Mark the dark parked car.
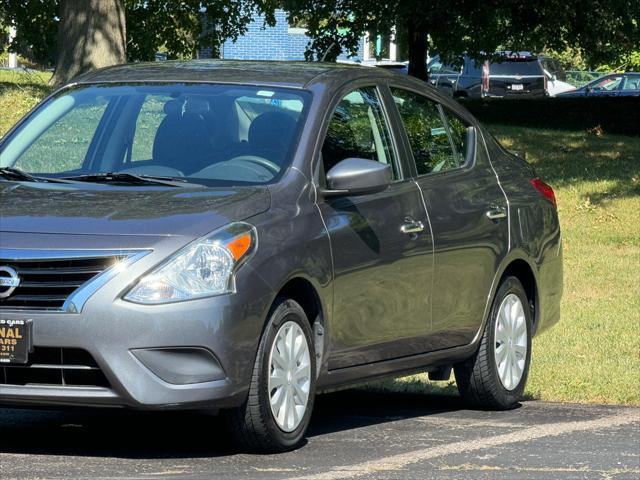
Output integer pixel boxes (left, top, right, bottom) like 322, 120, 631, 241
428, 52, 566, 98
0, 61, 562, 452
557, 72, 640, 97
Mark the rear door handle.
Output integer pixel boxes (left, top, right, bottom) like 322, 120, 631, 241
486, 206, 507, 220
401, 220, 425, 234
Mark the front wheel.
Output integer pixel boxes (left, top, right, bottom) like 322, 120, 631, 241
225, 298, 316, 452
454, 276, 532, 410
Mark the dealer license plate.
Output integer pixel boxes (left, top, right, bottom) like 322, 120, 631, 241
0, 319, 33, 364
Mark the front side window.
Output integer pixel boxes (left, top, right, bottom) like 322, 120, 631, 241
391, 88, 470, 175
0, 84, 310, 186
592, 76, 623, 91
321, 87, 398, 179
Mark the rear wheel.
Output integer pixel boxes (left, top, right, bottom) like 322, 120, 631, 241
454, 276, 532, 410
225, 298, 316, 452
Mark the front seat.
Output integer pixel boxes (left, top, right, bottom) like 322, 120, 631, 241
247, 111, 297, 165
152, 98, 215, 174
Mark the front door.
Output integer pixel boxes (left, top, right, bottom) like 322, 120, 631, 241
317, 86, 434, 370
390, 87, 509, 350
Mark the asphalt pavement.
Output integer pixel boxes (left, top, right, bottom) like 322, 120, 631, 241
1, 390, 638, 479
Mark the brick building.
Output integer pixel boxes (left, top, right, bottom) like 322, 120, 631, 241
199, 10, 366, 62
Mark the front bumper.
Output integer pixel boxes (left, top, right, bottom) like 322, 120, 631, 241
0, 240, 274, 410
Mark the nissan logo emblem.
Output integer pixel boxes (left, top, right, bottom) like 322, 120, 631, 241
0, 266, 20, 299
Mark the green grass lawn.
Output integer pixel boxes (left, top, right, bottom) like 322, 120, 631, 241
1, 71, 638, 405
0, 70, 52, 138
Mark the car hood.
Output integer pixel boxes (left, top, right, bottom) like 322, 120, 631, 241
0, 181, 271, 237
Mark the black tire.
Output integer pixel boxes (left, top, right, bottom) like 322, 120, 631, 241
454, 276, 533, 410
224, 298, 316, 452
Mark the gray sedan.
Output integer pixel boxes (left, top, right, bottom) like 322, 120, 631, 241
0, 60, 562, 452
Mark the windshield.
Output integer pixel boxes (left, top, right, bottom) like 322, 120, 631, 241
0, 83, 310, 186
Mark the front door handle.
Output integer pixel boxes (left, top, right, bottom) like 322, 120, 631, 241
401, 220, 425, 234
486, 206, 507, 220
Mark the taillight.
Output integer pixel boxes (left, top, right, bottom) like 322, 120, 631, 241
530, 178, 557, 209
544, 74, 548, 93
482, 61, 490, 94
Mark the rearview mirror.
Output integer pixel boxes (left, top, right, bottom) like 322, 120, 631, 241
322, 158, 391, 197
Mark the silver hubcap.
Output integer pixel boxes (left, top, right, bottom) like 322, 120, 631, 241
268, 321, 311, 432
494, 294, 528, 391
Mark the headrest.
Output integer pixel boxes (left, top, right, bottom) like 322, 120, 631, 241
163, 99, 183, 116
249, 111, 296, 146
162, 97, 211, 116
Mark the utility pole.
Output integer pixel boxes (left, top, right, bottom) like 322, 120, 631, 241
8, 26, 17, 68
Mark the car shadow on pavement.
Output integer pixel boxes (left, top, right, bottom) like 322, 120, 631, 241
0, 390, 476, 459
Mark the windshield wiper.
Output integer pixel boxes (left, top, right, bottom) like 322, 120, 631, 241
61, 172, 191, 187
0, 167, 56, 183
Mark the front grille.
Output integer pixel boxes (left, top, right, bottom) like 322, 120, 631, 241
1, 347, 110, 388
0, 256, 121, 310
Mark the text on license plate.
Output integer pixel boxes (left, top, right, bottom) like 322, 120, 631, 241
511, 84, 524, 91
0, 319, 33, 364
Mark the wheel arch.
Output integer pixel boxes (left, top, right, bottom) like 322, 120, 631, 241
500, 259, 538, 331
494, 255, 540, 334
276, 276, 324, 328
271, 275, 328, 378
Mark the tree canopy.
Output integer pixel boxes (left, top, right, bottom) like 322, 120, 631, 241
1, 0, 639, 82
1, 0, 275, 66
277, 0, 640, 78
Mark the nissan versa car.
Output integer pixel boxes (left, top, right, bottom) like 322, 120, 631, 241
0, 61, 562, 452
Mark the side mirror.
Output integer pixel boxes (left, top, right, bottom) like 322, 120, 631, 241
322, 158, 391, 197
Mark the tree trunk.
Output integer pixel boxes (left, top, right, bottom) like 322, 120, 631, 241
51, 0, 126, 86
407, 19, 428, 81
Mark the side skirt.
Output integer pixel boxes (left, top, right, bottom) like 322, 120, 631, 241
316, 340, 479, 394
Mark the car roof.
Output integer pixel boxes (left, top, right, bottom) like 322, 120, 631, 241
73, 59, 396, 90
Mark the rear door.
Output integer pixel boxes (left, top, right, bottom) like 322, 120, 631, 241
389, 86, 510, 349
317, 85, 434, 369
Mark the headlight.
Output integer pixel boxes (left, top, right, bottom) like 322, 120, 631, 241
124, 222, 257, 304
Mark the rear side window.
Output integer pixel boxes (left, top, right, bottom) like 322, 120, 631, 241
391, 88, 469, 175
441, 110, 468, 166
490, 60, 542, 76
322, 87, 398, 179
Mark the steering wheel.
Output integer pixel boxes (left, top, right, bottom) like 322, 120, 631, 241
227, 155, 280, 174
193, 155, 279, 182
118, 165, 185, 177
